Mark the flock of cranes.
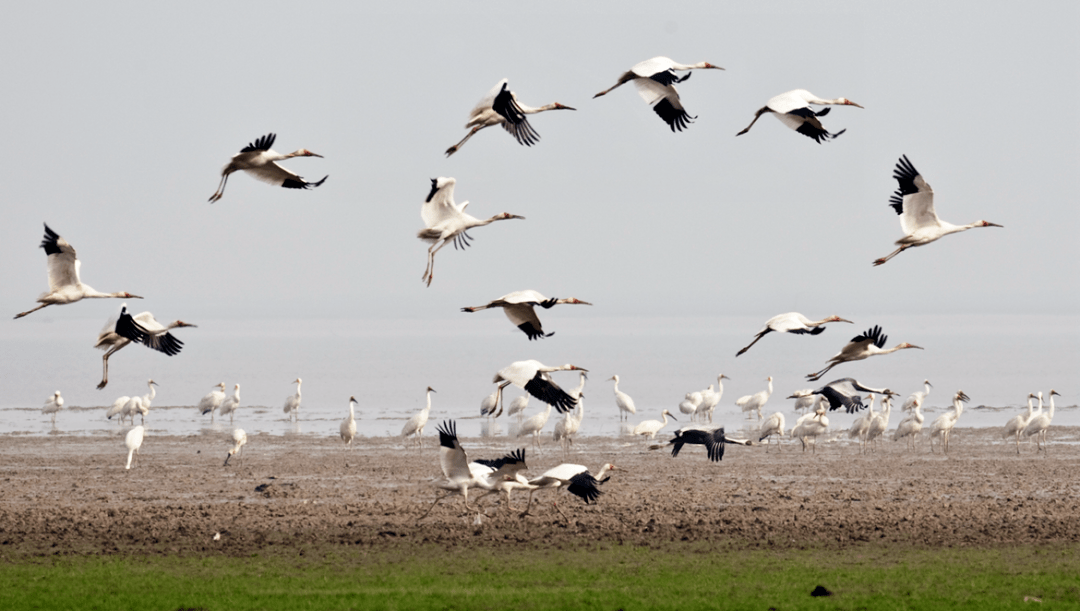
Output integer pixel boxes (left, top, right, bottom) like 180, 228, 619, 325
12, 51, 1051, 521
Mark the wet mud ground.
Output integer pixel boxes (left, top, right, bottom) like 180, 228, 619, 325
2, 427, 1079, 558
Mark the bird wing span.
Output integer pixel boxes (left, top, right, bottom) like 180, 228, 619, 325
115, 309, 150, 345
820, 384, 865, 413
421, 179, 458, 228
240, 133, 275, 153
503, 305, 547, 340
566, 471, 603, 504
632, 77, 674, 107
491, 83, 540, 146
766, 90, 811, 114
247, 161, 300, 186
524, 371, 577, 413
436, 421, 471, 482
891, 155, 939, 235
852, 325, 886, 349
41, 225, 80, 291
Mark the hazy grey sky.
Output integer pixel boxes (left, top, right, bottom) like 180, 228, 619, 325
1, 1, 1076, 323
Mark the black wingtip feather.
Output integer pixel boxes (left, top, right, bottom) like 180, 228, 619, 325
40, 224, 63, 255
240, 133, 275, 153
436, 420, 458, 449
652, 98, 695, 132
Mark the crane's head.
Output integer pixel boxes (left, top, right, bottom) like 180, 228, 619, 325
608, 375, 619, 383
827, 316, 854, 324
175, 321, 197, 328
838, 98, 864, 108
496, 212, 525, 220
349, 396, 357, 404
899, 343, 923, 350
148, 379, 158, 387
719, 374, 730, 381
292, 149, 323, 158
553, 103, 576, 110
565, 365, 588, 373
702, 62, 725, 70
124, 293, 144, 299
955, 390, 971, 403
563, 298, 592, 306
924, 380, 933, 387
293, 378, 302, 384
977, 220, 1003, 228
1050, 389, 1061, 397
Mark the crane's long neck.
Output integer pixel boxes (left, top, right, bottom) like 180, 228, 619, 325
424, 390, 433, 413
520, 102, 562, 114
1033, 395, 1043, 417
1048, 395, 1055, 419
1024, 397, 1033, 418
349, 401, 355, 419
594, 464, 613, 480
145, 383, 156, 402
765, 379, 773, 397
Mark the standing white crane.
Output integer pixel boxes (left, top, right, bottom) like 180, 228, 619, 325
736, 89, 862, 143
806, 325, 922, 381
696, 375, 729, 423
461, 290, 592, 340
418, 177, 524, 287
517, 404, 553, 454
444, 79, 575, 156
847, 394, 877, 453
865, 395, 893, 450
553, 372, 587, 453
809, 377, 898, 413
479, 389, 501, 418
735, 376, 773, 421
1023, 390, 1060, 452
791, 407, 830, 452
873, 155, 1002, 266
520, 463, 615, 519
902, 380, 933, 412
678, 391, 704, 419
106, 395, 130, 424
632, 409, 677, 441
340, 396, 358, 446
124, 379, 158, 425
402, 387, 436, 448
506, 394, 530, 420
893, 397, 925, 449
929, 390, 970, 453
418, 420, 530, 519
224, 428, 247, 466
207, 133, 326, 203
735, 313, 853, 357
666, 425, 753, 462
15, 224, 142, 320
218, 384, 241, 424
283, 378, 302, 421
94, 305, 196, 389
758, 412, 786, 450
124, 425, 145, 470
608, 375, 637, 421
198, 382, 227, 422
1003, 393, 1037, 454
594, 57, 724, 132
42, 391, 63, 425
493, 360, 586, 413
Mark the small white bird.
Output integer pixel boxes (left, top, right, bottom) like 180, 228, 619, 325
283, 378, 302, 421
418, 177, 524, 287
893, 397, 925, 449
552, 372, 587, 453
124, 379, 158, 425
1003, 393, 1036, 454
609, 374, 637, 421
42, 391, 63, 425
1022, 390, 1060, 452
873, 155, 1002, 266
124, 425, 145, 470
106, 395, 130, 424
902, 380, 933, 412
401, 387, 435, 448
506, 394, 531, 420
736, 377, 774, 421
758, 412, 786, 449
224, 428, 247, 466
461, 290, 591, 340
632, 409, 677, 440
480, 390, 500, 418
94, 305, 195, 389
15, 224, 142, 320
847, 394, 877, 453
594, 57, 724, 131
678, 392, 704, 419
218, 384, 241, 424
736, 313, 853, 357
865, 395, 893, 450
208, 133, 326, 203
736, 89, 863, 143
198, 382, 227, 422
791, 408, 829, 453
445, 79, 575, 156
340, 396, 358, 446
929, 391, 970, 453
807, 326, 922, 382
696, 374, 730, 423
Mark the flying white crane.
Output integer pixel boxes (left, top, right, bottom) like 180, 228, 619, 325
808, 377, 898, 413
847, 394, 877, 453
94, 305, 195, 389
493, 360, 586, 413
666, 425, 753, 462
224, 428, 247, 466
1003, 393, 1037, 454
461, 290, 592, 340
873, 155, 1002, 266
42, 391, 63, 425
402, 387, 436, 448
124, 425, 145, 470
893, 397, 925, 449
902, 380, 933, 412
207, 133, 326, 203
553, 372, 587, 453
283, 378, 302, 421
418, 177, 524, 287
15, 224, 142, 320
632, 409, 678, 441
124, 379, 158, 425
736, 313, 853, 357
219, 384, 241, 424
1023, 390, 1060, 452
520, 463, 615, 519
736, 89, 863, 143
678, 391, 704, 419
198, 382, 227, 422
517, 404, 553, 454
340, 396, 358, 446
470, 450, 534, 513
736, 376, 773, 420
807, 326, 922, 381
758, 412, 786, 450
594, 56, 723, 132
865, 395, 893, 449
608, 374, 637, 421
418, 420, 530, 519
444, 79, 576, 156
791, 407, 829, 452
929, 390, 970, 453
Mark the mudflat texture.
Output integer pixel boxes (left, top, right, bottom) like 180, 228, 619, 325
2, 427, 1078, 558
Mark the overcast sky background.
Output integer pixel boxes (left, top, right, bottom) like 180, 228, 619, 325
0, 1, 1076, 416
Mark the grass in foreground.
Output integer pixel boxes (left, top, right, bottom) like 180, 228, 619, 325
1, 543, 1078, 610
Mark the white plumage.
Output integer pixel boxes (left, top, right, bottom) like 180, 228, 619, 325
340, 396, 358, 446
198, 383, 227, 422
594, 57, 723, 131
401, 387, 436, 448
42, 391, 63, 425
208, 133, 326, 203
224, 428, 247, 466
736, 89, 862, 143
124, 425, 145, 470
94, 305, 195, 389
462, 290, 591, 340
736, 313, 852, 357
283, 378, 302, 421
444, 79, 575, 156
493, 360, 586, 413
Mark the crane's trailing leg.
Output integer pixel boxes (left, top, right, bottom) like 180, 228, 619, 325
14, 303, 50, 320
445, 126, 484, 157
98, 345, 124, 390
208, 174, 230, 204
873, 245, 910, 266
423, 240, 449, 287
736, 107, 771, 136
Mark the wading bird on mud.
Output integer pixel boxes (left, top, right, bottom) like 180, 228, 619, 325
402, 387, 436, 448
